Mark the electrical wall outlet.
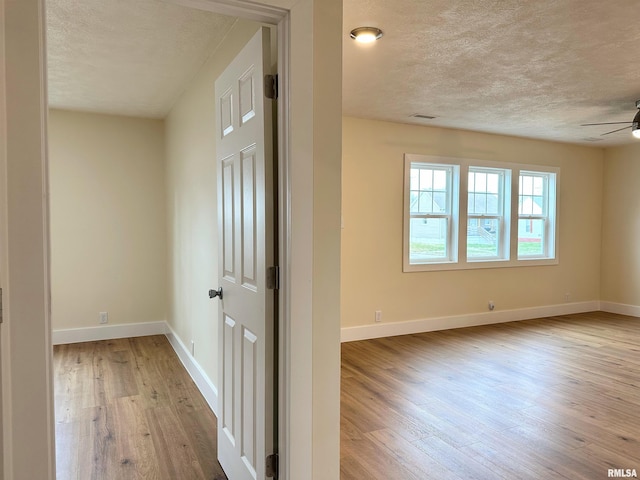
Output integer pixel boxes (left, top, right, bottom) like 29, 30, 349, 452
99, 311, 108, 324
488, 301, 495, 311
375, 310, 382, 322
190, 340, 195, 356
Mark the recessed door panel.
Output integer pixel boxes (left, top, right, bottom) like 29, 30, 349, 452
241, 146, 257, 290
222, 315, 236, 444
239, 67, 256, 125
241, 327, 257, 478
220, 88, 234, 137
222, 156, 236, 282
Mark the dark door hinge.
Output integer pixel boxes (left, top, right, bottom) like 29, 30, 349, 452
265, 74, 278, 100
266, 266, 280, 290
0, 287, 3, 324
266, 453, 279, 478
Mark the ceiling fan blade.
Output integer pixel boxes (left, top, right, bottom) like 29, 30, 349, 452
581, 122, 633, 126
601, 125, 632, 136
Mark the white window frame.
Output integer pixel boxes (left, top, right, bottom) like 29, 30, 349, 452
404, 160, 459, 268
516, 169, 558, 262
403, 154, 559, 272
466, 166, 511, 262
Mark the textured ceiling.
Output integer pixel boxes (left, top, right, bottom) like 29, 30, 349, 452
48, 0, 640, 145
47, 0, 237, 118
343, 0, 640, 146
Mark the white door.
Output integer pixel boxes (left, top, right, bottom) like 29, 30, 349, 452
214, 27, 276, 480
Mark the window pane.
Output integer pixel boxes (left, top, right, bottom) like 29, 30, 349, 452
410, 191, 419, 213
471, 193, 486, 214
533, 176, 544, 195
418, 191, 431, 213
433, 192, 447, 212
534, 196, 544, 214
468, 192, 475, 213
410, 169, 419, 191
487, 173, 499, 194
468, 218, 499, 258
518, 219, 545, 256
522, 175, 533, 195
519, 175, 523, 195
487, 193, 500, 214
420, 169, 432, 190
433, 169, 447, 190
519, 193, 540, 215
476, 172, 487, 192
409, 217, 448, 262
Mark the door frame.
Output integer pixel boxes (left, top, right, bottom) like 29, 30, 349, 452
173, 5, 301, 476
2, 0, 344, 478
0, 0, 7, 474
165, 3, 298, 476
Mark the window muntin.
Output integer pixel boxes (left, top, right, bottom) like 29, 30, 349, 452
467, 167, 509, 261
404, 155, 558, 272
517, 171, 556, 260
408, 164, 457, 264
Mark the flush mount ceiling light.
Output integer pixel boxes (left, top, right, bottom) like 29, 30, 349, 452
350, 27, 383, 43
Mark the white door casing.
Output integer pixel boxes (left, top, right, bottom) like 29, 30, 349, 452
215, 27, 275, 480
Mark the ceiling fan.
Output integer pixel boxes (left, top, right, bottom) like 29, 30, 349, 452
581, 100, 640, 138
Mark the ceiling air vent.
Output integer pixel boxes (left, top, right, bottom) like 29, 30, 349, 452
411, 114, 437, 120
582, 137, 603, 142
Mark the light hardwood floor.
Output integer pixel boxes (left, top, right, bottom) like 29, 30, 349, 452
54, 313, 640, 479
54, 335, 227, 480
341, 312, 640, 480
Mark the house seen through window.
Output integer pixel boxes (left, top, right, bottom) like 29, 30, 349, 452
404, 154, 558, 272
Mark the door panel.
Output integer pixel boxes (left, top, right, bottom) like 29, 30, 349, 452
222, 156, 236, 281
241, 147, 257, 289
215, 27, 274, 480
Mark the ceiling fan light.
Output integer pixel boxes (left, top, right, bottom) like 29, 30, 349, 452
633, 110, 640, 138
350, 27, 383, 43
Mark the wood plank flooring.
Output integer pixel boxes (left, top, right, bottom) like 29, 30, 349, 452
53, 335, 227, 480
341, 312, 640, 480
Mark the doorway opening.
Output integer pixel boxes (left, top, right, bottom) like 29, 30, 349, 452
45, 0, 286, 478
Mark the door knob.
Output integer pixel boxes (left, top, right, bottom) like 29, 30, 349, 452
209, 287, 223, 300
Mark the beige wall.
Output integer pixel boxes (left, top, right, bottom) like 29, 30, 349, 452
48, 110, 167, 330
601, 143, 640, 306
341, 116, 604, 329
165, 19, 260, 391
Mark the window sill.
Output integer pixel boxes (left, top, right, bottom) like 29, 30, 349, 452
404, 257, 558, 272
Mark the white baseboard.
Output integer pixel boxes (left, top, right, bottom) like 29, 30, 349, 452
165, 325, 219, 417
341, 301, 601, 343
52, 321, 168, 345
600, 301, 640, 318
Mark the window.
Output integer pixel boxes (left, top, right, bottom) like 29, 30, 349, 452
467, 167, 510, 261
518, 171, 557, 260
407, 163, 459, 264
404, 154, 559, 272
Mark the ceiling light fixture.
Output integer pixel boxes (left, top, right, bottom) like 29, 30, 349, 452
582, 99, 640, 139
350, 27, 383, 43
632, 108, 640, 139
